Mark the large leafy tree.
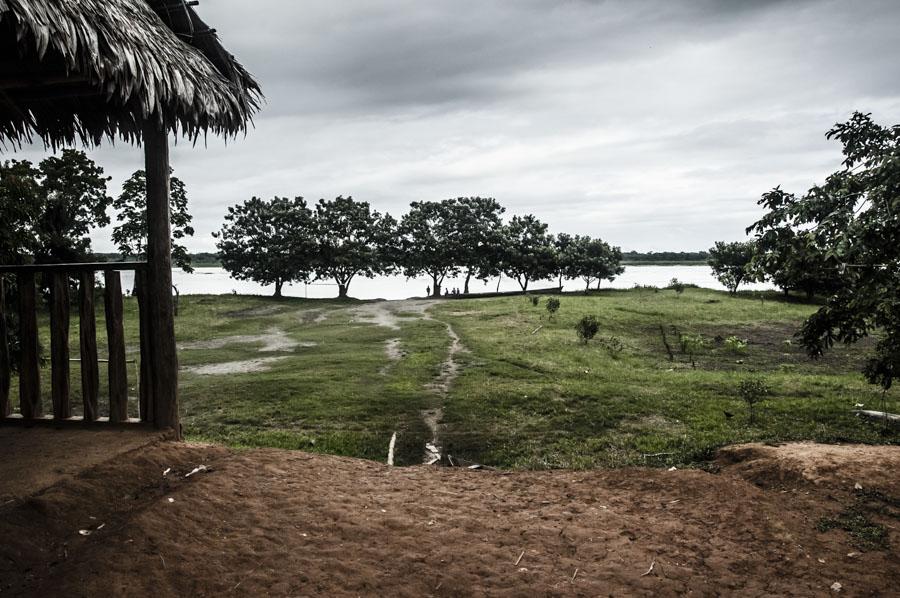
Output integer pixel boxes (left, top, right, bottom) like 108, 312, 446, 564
0, 159, 42, 263
313, 196, 396, 298
215, 196, 316, 297
112, 169, 195, 273
559, 235, 624, 291
452, 197, 505, 293
707, 240, 757, 294
397, 200, 461, 297
749, 112, 900, 391
33, 149, 112, 263
499, 214, 557, 292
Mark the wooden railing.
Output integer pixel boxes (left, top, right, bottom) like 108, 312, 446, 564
0, 262, 153, 426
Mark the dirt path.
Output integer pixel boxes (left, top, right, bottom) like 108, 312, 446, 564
3, 440, 898, 596
422, 320, 464, 464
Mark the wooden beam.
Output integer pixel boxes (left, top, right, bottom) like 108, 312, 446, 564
49, 272, 71, 419
104, 271, 128, 422
0, 261, 147, 274
143, 122, 180, 437
79, 272, 99, 422
0, 278, 10, 417
17, 272, 41, 418
135, 269, 154, 423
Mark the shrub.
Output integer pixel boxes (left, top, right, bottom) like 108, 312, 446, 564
601, 335, 625, 357
575, 315, 599, 343
529, 295, 540, 307
679, 333, 705, 368
545, 297, 560, 319
668, 278, 686, 294
724, 335, 747, 354
738, 377, 771, 424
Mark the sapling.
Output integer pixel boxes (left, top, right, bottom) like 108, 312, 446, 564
575, 315, 599, 344
546, 297, 560, 320
738, 378, 770, 424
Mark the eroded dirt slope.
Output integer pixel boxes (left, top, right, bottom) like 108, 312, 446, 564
1, 441, 898, 596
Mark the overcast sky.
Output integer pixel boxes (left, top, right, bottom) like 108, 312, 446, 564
14, 0, 900, 252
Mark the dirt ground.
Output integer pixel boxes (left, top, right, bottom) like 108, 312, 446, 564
1, 435, 898, 597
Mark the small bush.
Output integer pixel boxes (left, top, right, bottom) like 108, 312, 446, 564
529, 295, 540, 307
601, 335, 625, 357
546, 297, 560, 319
575, 315, 599, 343
738, 377, 771, 424
724, 335, 747, 354
679, 333, 705, 368
668, 278, 686, 294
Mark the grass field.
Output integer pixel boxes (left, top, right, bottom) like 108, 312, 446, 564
13, 287, 899, 468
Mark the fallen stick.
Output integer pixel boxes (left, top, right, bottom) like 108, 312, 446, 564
571, 568, 578, 582
387, 432, 397, 466
854, 409, 900, 426
515, 550, 525, 566
531, 325, 543, 335
640, 559, 655, 577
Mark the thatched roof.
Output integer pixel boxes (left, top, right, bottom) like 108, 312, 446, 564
0, 0, 262, 147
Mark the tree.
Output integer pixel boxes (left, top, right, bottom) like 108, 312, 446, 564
499, 214, 557, 292
748, 189, 840, 298
558, 235, 624, 291
749, 112, 900, 391
452, 197, 505, 294
112, 169, 195, 273
707, 241, 756, 294
0, 159, 42, 263
33, 149, 112, 263
215, 196, 316, 297
397, 200, 461, 297
312, 196, 395, 298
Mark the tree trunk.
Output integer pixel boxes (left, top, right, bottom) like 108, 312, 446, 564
144, 123, 180, 436
273, 280, 283, 298
431, 274, 442, 297
558, 274, 563, 289
338, 283, 348, 298
520, 277, 529, 293
464, 270, 472, 294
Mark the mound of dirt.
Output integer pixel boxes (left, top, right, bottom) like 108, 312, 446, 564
1, 440, 897, 596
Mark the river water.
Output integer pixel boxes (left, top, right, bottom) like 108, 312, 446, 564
119, 265, 773, 300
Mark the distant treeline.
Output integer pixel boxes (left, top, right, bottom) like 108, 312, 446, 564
621, 251, 708, 264
95, 252, 222, 267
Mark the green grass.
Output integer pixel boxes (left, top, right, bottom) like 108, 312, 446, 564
9, 287, 899, 469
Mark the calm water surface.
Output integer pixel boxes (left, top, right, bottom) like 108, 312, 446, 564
120, 265, 773, 301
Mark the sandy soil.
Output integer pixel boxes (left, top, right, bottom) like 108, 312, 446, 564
1, 439, 898, 597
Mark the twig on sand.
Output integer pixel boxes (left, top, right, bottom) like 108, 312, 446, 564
571, 568, 578, 582
159, 554, 166, 569
515, 550, 525, 566
387, 432, 397, 466
640, 559, 656, 577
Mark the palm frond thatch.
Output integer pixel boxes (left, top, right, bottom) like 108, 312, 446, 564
0, 0, 262, 147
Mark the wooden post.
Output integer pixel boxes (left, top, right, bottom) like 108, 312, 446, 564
17, 272, 41, 418
78, 271, 99, 421
49, 272, 71, 419
144, 123, 180, 436
0, 278, 10, 417
135, 268, 153, 423
104, 271, 128, 422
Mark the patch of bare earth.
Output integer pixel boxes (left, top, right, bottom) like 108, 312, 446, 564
380, 338, 405, 375
2, 440, 898, 596
422, 321, 465, 464
182, 356, 288, 375
179, 327, 312, 353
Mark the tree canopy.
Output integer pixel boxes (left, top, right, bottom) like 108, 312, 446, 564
112, 169, 195, 273
313, 196, 395, 298
749, 112, 900, 390
396, 200, 462, 297
707, 241, 756, 294
215, 196, 316, 297
499, 214, 557, 292
452, 197, 506, 294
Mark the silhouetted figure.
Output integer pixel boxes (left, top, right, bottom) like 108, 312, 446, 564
444, 288, 449, 296
426, 285, 430, 297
